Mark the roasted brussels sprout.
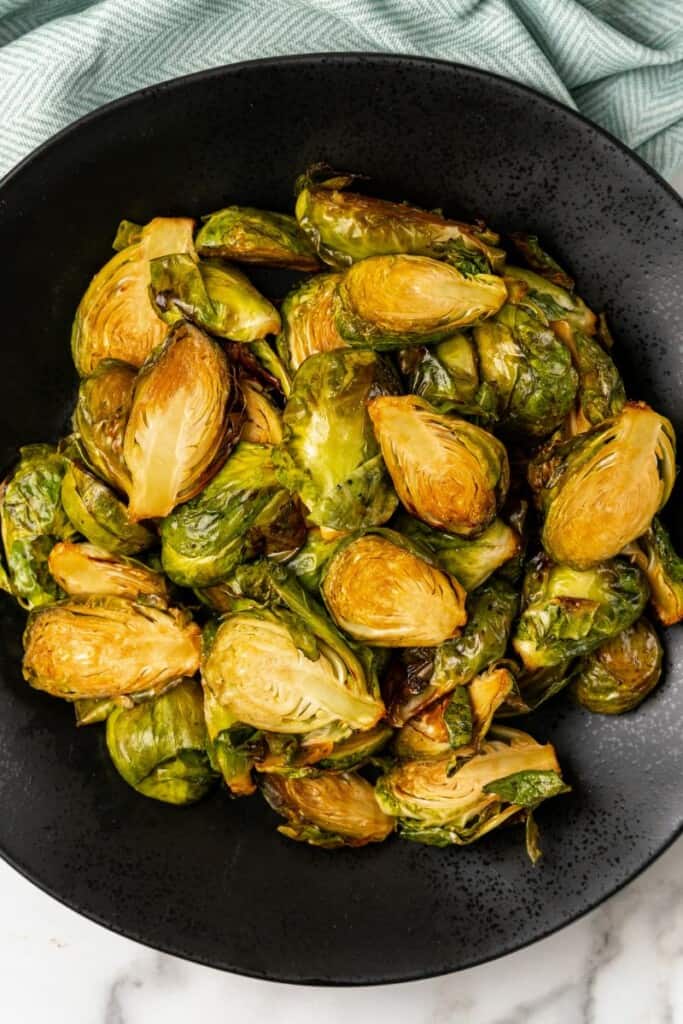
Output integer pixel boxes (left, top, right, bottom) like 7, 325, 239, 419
368, 396, 509, 536
48, 541, 169, 602
573, 618, 663, 714
202, 687, 259, 796
295, 166, 504, 271
508, 233, 574, 290
124, 321, 244, 521
276, 273, 347, 372
317, 723, 394, 771
73, 360, 136, 494
376, 726, 568, 855
503, 265, 596, 336
106, 680, 214, 804
551, 319, 624, 432
383, 578, 519, 724
241, 380, 283, 445
473, 303, 579, 436
512, 555, 649, 672
398, 332, 495, 417
0, 444, 75, 608
160, 442, 304, 587
396, 513, 521, 591
625, 519, 683, 626
274, 349, 399, 532
321, 531, 467, 647
150, 254, 281, 341
335, 255, 507, 349
72, 217, 195, 375
529, 403, 676, 568
61, 458, 155, 555
262, 771, 394, 849
23, 595, 201, 699
395, 665, 514, 760
195, 206, 320, 270
202, 605, 383, 739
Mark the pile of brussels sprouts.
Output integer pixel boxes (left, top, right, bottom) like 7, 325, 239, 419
3, 166, 681, 860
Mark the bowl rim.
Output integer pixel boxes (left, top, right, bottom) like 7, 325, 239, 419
0, 51, 681, 985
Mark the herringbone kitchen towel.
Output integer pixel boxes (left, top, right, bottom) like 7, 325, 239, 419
0, 0, 681, 180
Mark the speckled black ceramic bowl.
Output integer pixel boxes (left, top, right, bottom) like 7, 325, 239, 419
0, 55, 681, 985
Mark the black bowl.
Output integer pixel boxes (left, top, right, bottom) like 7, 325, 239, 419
0, 54, 681, 985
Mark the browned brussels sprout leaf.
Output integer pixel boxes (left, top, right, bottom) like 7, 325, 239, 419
196, 206, 320, 270
502, 265, 596, 336
149, 254, 281, 342
508, 233, 574, 290
573, 618, 663, 714
551, 319, 625, 432
124, 321, 244, 521
48, 541, 169, 602
276, 273, 347, 372
261, 771, 394, 848
529, 402, 676, 568
73, 359, 136, 494
61, 457, 155, 555
295, 165, 504, 271
316, 723, 394, 771
321, 530, 467, 647
512, 555, 649, 672
23, 595, 201, 699
624, 518, 683, 627
72, 217, 195, 375
106, 680, 214, 805
368, 395, 509, 536
202, 687, 260, 796
335, 255, 507, 349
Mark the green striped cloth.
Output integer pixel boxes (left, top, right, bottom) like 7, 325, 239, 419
0, 0, 681, 181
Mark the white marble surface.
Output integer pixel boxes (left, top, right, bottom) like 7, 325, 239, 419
1, 169, 681, 1024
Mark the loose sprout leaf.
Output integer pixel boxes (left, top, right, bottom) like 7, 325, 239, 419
196, 206, 320, 270
483, 769, 571, 807
508, 233, 575, 290
443, 686, 473, 749
625, 518, 683, 627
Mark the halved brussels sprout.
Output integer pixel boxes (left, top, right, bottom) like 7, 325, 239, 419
335, 255, 507, 349
503, 265, 596, 335
195, 206, 320, 270
376, 726, 568, 855
529, 403, 676, 568
241, 380, 283, 444
321, 531, 467, 647
383, 578, 519, 724
276, 274, 347, 372
551, 320, 624, 431
23, 595, 201, 699
625, 519, 683, 626
48, 541, 169, 602
368, 396, 509, 536
396, 513, 521, 591
274, 349, 399, 532
573, 618, 663, 715
512, 555, 649, 672
61, 458, 155, 555
149, 254, 281, 341
160, 442, 304, 587
317, 723, 394, 771
203, 687, 259, 796
202, 604, 383, 738
0, 444, 75, 608
261, 772, 394, 848
398, 332, 496, 418
473, 303, 579, 437
73, 360, 136, 494
106, 680, 214, 804
72, 217, 195, 376
295, 166, 504, 271
395, 665, 514, 760
508, 233, 574, 290
124, 321, 244, 521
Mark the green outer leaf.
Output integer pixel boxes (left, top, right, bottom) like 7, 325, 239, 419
112, 220, 143, 251
508, 234, 574, 290
106, 679, 214, 805
196, 206, 319, 270
317, 723, 394, 770
74, 696, 120, 726
443, 686, 473, 748
61, 459, 154, 555
483, 769, 571, 807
